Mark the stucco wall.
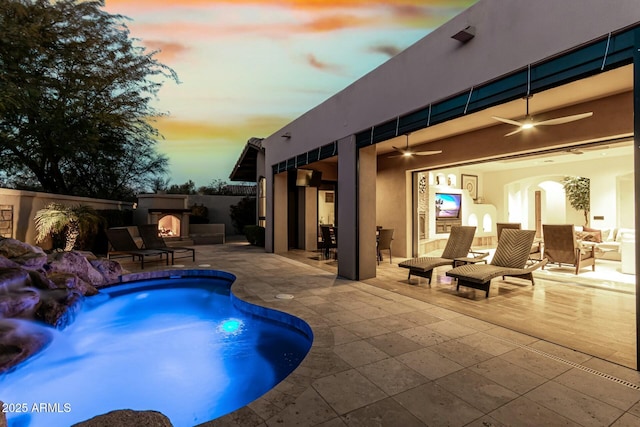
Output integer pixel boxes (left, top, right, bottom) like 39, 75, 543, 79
0, 188, 133, 245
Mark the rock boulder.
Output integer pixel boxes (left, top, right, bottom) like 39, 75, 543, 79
0, 239, 47, 270
0, 319, 53, 374
73, 409, 174, 427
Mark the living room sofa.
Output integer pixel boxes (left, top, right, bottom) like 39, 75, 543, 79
576, 227, 635, 261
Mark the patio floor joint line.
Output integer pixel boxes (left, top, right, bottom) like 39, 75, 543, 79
495, 336, 640, 390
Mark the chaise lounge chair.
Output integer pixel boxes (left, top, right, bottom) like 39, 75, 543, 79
105, 228, 169, 269
446, 229, 548, 298
398, 225, 483, 284
137, 224, 196, 265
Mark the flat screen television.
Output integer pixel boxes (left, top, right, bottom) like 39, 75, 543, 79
435, 193, 462, 219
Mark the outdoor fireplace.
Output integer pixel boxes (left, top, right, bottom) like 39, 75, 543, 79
148, 208, 191, 238
158, 215, 181, 237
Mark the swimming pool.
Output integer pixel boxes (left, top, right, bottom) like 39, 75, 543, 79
0, 270, 313, 427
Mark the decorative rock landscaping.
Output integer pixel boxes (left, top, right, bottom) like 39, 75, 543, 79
0, 237, 124, 373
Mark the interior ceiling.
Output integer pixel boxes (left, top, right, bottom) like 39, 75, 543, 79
374, 64, 634, 170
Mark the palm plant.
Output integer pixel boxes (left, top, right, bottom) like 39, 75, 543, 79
34, 203, 104, 251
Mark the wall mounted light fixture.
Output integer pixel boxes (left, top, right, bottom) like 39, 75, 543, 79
281, 132, 291, 139
451, 25, 475, 43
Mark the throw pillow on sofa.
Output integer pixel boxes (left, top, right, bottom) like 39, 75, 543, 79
583, 226, 603, 243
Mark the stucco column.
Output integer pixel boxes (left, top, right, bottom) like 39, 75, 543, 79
337, 137, 377, 280
271, 171, 288, 253
301, 186, 319, 251
358, 144, 378, 279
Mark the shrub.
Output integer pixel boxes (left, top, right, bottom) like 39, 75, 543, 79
230, 197, 256, 234
243, 225, 265, 247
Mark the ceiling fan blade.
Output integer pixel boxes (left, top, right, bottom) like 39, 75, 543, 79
413, 150, 443, 156
505, 127, 524, 137
492, 116, 524, 127
535, 112, 593, 126
387, 153, 410, 158
391, 145, 408, 154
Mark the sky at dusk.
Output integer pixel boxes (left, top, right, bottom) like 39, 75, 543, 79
103, 0, 477, 187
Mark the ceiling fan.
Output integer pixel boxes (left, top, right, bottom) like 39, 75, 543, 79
492, 96, 593, 136
388, 134, 442, 158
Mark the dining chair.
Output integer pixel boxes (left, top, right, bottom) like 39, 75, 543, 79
377, 228, 394, 265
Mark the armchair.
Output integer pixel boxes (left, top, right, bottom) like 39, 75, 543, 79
542, 224, 595, 274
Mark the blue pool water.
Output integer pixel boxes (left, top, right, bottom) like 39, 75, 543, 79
0, 272, 313, 427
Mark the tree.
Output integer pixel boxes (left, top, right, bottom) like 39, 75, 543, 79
197, 179, 232, 195
563, 176, 590, 226
34, 203, 104, 251
0, 0, 177, 200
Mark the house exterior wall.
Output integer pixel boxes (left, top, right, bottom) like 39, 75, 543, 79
263, 0, 640, 167
261, 0, 640, 279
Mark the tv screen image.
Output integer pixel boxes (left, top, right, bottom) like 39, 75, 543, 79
435, 193, 462, 219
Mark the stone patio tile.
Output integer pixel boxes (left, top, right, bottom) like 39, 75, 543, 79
554, 367, 640, 411
342, 397, 425, 427
429, 338, 494, 367
365, 332, 425, 357
310, 302, 347, 315
322, 310, 367, 326
296, 295, 328, 306
488, 396, 580, 427
425, 319, 478, 339
397, 324, 451, 347
456, 331, 519, 356
629, 400, 640, 418
356, 357, 429, 396
435, 369, 519, 413
528, 340, 593, 365
470, 357, 547, 395
312, 369, 387, 415
396, 348, 464, 380
341, 319, 391, 339
396, 310, 443, 326
350, 305, 395, 320
581, 358, 640, 386
264, 387, 337, 427
525, 381, 625, 427
368, 315, 416, 333
463, 415, 510, 427
330, 326, 360, 345
376, 301, 417, 315
483, 326, 540, 346
393, 382, 483, 426
333, 340, 389, 368
295, 347, 352, 378
424, 306, 464, 320
499, 347, 573, 379
449, 314, 495, 331
611, 412, 640, 427
315, 417, 348, 427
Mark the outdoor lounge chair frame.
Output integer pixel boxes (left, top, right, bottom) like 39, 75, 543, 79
398, 226, 484, 284
105, 228, 169, 269
446, 229, 548, 298
137, 224, 195, 265
542, 224, 595, 274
